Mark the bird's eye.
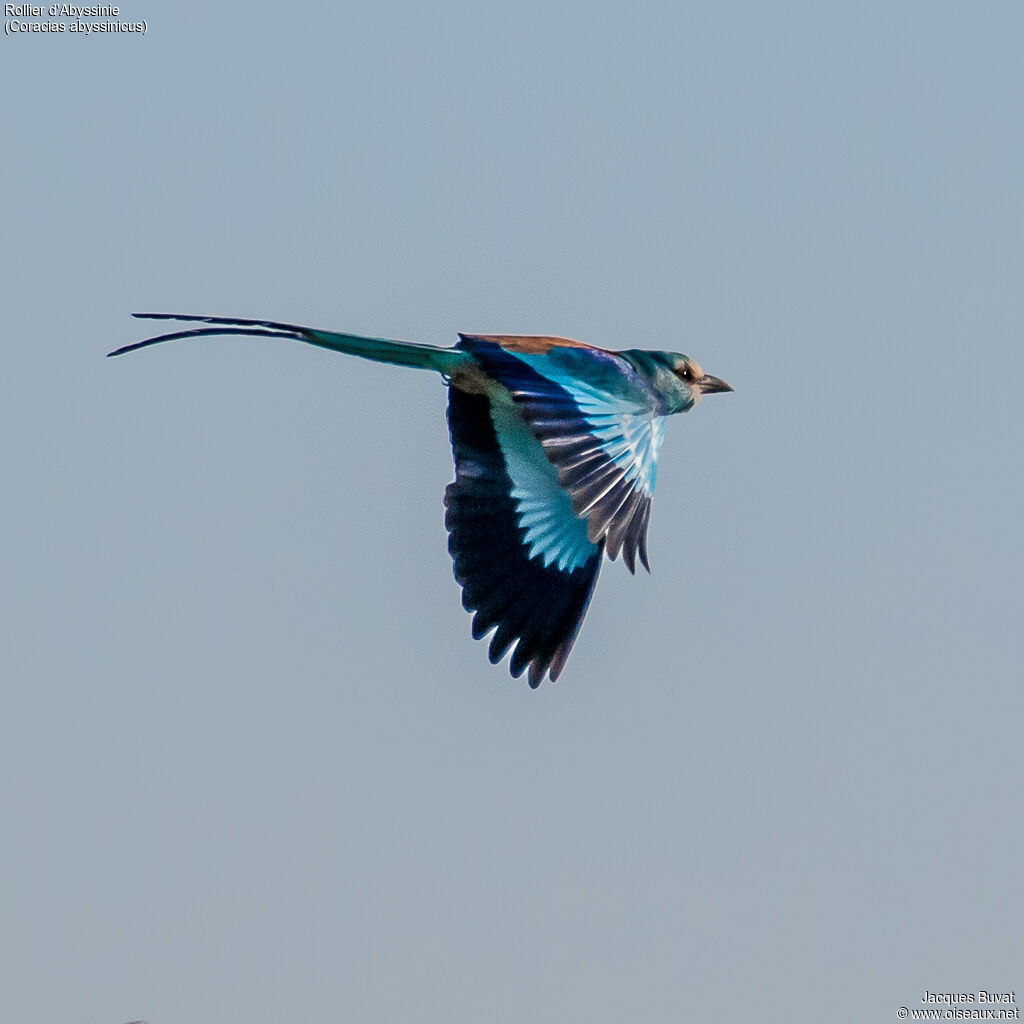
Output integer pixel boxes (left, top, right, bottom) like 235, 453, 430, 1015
678, 365, 693, 381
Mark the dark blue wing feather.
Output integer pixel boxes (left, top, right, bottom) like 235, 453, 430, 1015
445, 388, 603, 687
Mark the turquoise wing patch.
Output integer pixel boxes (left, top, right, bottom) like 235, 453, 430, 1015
489, 399, 595, 573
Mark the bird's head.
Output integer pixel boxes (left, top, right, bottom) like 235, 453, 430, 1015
635, 351, 734, 413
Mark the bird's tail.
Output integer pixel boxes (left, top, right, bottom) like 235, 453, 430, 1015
109, 313, 470, 376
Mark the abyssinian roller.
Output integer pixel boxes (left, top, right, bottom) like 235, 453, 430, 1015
110, 313, 733, 688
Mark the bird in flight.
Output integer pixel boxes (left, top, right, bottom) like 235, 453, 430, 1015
110, 313, 733, 688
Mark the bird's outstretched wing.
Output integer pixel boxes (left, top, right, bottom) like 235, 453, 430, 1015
445, 387, 603, 688
458, 336, 666, 572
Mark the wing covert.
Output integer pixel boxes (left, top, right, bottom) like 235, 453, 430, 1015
457, 336, 666, 572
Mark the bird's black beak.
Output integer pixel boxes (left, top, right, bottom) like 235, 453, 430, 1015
698, 373, 734, 395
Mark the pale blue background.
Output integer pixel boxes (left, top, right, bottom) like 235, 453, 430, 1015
3, 3, 1022, 1022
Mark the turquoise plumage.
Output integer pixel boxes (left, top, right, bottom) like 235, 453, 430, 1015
110, 314, 733, 687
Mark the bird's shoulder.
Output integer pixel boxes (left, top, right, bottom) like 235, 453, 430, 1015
457, 333, 657, 409
458, 333, 608, 355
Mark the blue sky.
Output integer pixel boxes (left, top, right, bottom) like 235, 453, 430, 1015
3, 3, 1022, 1021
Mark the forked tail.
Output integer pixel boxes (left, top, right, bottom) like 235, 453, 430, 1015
109, 313, 469, 376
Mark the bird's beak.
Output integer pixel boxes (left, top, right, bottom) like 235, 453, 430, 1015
698, 373, 734, 395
